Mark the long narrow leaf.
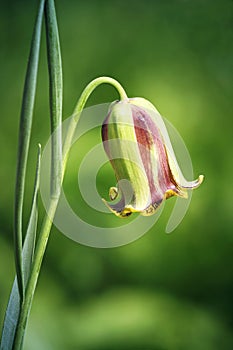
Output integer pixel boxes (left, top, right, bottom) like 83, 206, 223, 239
14, 0, 45, 300
1, 145, 41, 350
45, 0, 63, 198
22, 145, 41, 285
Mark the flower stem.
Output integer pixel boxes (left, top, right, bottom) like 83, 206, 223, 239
74, 76, 128, 118
12, 76, 127, 349
12, 198, 58, 350
62, 76, 128, 172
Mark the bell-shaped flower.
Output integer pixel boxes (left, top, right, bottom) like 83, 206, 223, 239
101, 97, 204, 217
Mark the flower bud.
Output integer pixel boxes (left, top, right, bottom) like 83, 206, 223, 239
101, 98, 204, 217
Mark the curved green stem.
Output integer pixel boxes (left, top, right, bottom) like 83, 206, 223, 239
73, 76, 127, 118
12, 76, 127, 349
62, 76, 128, 174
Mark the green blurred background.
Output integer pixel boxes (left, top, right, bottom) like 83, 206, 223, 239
1, 0, 233, 349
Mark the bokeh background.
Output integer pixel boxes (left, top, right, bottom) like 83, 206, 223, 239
1, 0, 233, 349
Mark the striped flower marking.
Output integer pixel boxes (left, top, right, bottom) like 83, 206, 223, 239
101, 98, 204, 218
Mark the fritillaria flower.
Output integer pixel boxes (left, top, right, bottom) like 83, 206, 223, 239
101, 97, 204, 217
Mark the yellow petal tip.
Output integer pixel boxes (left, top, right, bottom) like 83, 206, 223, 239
198, 175, 204, 184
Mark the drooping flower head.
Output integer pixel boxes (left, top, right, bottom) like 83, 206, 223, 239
101, 97, 204, 218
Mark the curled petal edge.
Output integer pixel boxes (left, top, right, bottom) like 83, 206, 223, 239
102, 174, 204, 218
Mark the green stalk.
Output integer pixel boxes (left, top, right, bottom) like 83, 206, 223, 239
62, 76, 128, 171
14, 0, 45, 302
12, 77, 127, 349
12, 198, 58, 350
73, 76, 127, 117
0, 145, 41, 350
